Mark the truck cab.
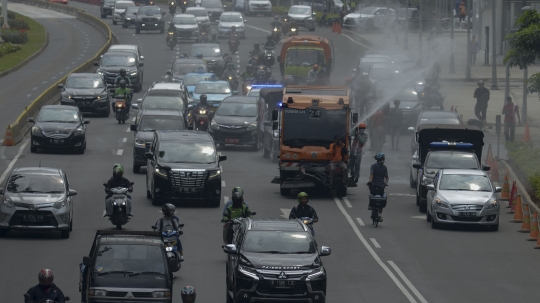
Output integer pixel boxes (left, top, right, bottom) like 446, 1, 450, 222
79, 230, 174, 303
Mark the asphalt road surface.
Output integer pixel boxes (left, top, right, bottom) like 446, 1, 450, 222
0, 3, 106, 136
0, 3, 540, 303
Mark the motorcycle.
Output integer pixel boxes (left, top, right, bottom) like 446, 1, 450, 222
254, 65, 271, 83
264, 46, 275, 67
271, 27, 281, 43
440, 18, 451, 30
289, 25, 298, 36
300, 217, 315, 235
24, 294, 71, 303
179, 0, 187, 13
281, 17, 290, 34
152, 223, 185, 272
169, 1, 176, 15
226, 75, 239, 91
195, 106, 212, 131
166, 31, 177, 49
242, 77, 254, 95
228, 35, 239, 54
199, 29, 209, 43
224, 212, 256, 245
113, 97, 129, 124
103, 182, 134, 230
368, 184, 388, 227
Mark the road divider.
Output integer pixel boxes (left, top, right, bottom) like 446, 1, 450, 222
3, 0, 117, 146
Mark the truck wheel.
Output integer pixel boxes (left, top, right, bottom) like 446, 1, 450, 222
419, 202, 427, 213
226, 289, 234, 303
280, 187, 291, 196
336, 186, 347, 197
60, 228, 70, 239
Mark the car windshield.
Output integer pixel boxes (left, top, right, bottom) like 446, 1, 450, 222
115, 2, 134, 9
158, 141, 215, 163
142, 96, 185, 110
426, 152, 478, 170
246, 89, 260, 97
393, 91, 418, 102
289, 6, 311, 15
105, 0, 117, 4
370, 68, 393, 80
418, 118, 460, 126
101, 55, 136, 67
37, 109, 80, 123
188, 9, 208, 16
283, 108, 347, 148
202, 0, 222, 8
285, 49, 324, 66
174, 15, 197, 24
140, 117, 184, 131
195, 82, 230, 94
7, 173, 64, 193
66, 77, 104, 89
173, 63, 207, 74
191, 47, 221, 57
243, 231, 316, 254
220, 15, 242, 22
439, 174, 492, 191
126, 6, 138, 13
138, 7, 160, 14
94, 244, 166, 275
217, 103, 256, 117
184, 74, 213, 85
360, 7, 378, 15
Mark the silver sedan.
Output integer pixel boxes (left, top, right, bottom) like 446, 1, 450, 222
426, 169, 501, 231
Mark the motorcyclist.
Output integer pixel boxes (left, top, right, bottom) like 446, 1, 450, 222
114, 80, 132, 116
289, 192, 319, 234
199, 22, 210, 36
264, 35, 276, 48
349, 123, 368, 183
25, 269, 66, 303
319, 9, 328, 25
181, 286, 196, 303
250, 43, 261, 56
241, 64, 255, 80
114, 68, 132, 86
307, 64, 319, 85
249, 53, 262, 66
367, 153, 388, 221
167, 21, 176, 34
195, 94, 209, 111
222, 63, 239, 89
228, 26, 238, 39
221, 187, 250, 244
222, 187, 253, 244
270, 15, 282, 29
104, 164, 133, 217
155, 203, 184, 261
228, 26, 240, 53
329, 135, 349, 186
208, 32, 219, 44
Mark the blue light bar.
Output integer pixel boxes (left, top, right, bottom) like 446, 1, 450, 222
251, 84, 283, 88
429, 142, 474, 149
278, 102, 283, 107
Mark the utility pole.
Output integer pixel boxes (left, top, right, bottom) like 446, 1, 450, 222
419, 0, 423, 58
0, 0, 9, 43
465, 0, 472, 80
404, 0, 409, 50
449, 0, 455, 73
521, 4, 532, 124
490, 0, 499, 89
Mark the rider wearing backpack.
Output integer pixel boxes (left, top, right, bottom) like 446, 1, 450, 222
155, 203, 184, 261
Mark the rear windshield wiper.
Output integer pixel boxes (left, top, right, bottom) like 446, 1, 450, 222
97, 270, 134, 276
129, 271, 165, 277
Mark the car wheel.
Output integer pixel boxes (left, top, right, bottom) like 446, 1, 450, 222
122, 23, 127, 28
60, 228, 70, 239
280, 187, 290, 196
0, 229, 7, 237
69, 218, 73, 231
251, 135, 260, 151
103, 107, 110, 117
133, 165, 141, 174
147, 190, 152, 199
160, 27, 165, 34
490, 222, 499, 231
431, 213, 439, 229
426, 207, 432, 222
138, 82, 143, 92
419, 201, 427, 213
30, 146, 37, 153
409, 172, 416, 188
136, 28, 140, 34
77, 143, 85, 154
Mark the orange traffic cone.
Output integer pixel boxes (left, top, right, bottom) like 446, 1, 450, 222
527, 212, 539, 241
511, 195, 524, 223
486, 144, 493, 168
332, 21, 336, 32
3, 126, 13, 146
500, 171, 510, 200
490, 157, 500, 182
337, 22, 342, 34
507, 181, 517, 210
523, 123, 531, 142
519, 204, 531, 232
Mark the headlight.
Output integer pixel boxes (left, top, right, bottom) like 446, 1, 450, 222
89, 289, 107, 297
485, 200, 498, 209
97, 70, 104, 75
291, 28, 297, 31
199, 109, 207, 115
53, 201, 65, 209
273, 130, 279, 137
238, 265, 257, 278
208, 169, 221, 179
130, 72, 138, 76
308, 267, 324, 279
152, 291, 171, 298
135, 138, 146, 147
3, 199, 14, 208
126, 17, 131, 20
168, 31, 175, 35
247, 122, 257, 131
421, 175, 433, 186
73, 127, 84, 136
32, 126, 42, 135
273, 27, 278, 32
62, 94, 72, 99
155, 167, 168, 178
210, 119, 219, 129
165, 247, 173, 251
435, 198, 450, 208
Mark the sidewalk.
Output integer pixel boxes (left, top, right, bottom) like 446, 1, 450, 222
348, 28, 540, 153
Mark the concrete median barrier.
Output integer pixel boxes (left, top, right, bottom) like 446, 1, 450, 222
3, 0, 117, 146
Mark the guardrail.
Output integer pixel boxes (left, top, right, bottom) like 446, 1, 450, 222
3, 0, 117, 146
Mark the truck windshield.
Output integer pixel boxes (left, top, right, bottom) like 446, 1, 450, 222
425, 152, 478, 170
94, 245, 166, 275
283, 108, 347, 148
285, 49, 324, 67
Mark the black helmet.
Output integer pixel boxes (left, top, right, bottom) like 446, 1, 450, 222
200, 94, 207, 102
119, 80, 127, 89
38, 269, 54, 286
181, 286, 196, 303
375, 153, 385, 161
162, 203, 176, 217
232, 187, 244, 201
254, 43, 259, 48
196, 52, 203, 59
119, 68, 126, 76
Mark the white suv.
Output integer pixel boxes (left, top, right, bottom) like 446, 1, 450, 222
244, 0, 272, 16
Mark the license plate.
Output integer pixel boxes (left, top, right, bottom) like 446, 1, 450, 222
270, 280, 295, 288
173, 187, 198, 194
50, 139, 64, 144
23, 215, 44, 222
458, 212, 477, 217
225, 138, 239, 144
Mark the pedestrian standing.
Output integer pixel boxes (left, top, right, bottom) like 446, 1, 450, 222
502, 96, 521, 142
473, 80, 490, 123
470, 35, 479, 66
349, 123, 368, 183
459, 2, 466, 25
389, 99, 403, 150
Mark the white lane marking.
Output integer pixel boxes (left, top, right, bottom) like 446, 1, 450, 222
220, 165, 223, 172
224, 196, 229, 202
356, 217, 365, 226
411, 216, 425, 219
333, 197, 420, 303
280, 208, 289, 219
0, 140, 30, 184
116, 149, 123, 156
132, 117, 136, 122
51, 76, 57, 80
245, 24, 271, 34
343, 197, 352, 208
42, 81, 47, 84
126, 127, 131, 132
370, 238, 381, 248
390, 193, 416, 197
222, 180, 226, 187
122, 138, 127, 143
27, 94, 32, 98
32, 87, 38, 90
58, 72, 63, 75
388, 261, 429, 303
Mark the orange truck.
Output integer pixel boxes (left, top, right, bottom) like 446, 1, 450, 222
277, 35, 334, 84
270, 86, 358, 197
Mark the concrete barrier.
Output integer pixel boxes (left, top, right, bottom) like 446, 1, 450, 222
3, 0, 117, 146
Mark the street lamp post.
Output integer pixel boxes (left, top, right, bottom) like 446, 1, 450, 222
449, 0, 455, 73
419, 0, 422, 58
404, 0, 409, 50
465, 0, 472, 80
521, 5, 533, 124
490, 0, 499, 89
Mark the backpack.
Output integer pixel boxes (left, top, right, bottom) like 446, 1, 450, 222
158, 217, 179, 232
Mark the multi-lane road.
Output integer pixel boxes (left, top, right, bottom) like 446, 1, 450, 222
1, 2, 540, 302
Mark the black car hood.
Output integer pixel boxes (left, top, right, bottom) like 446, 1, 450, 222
36, 122, 80, 133
135, 131, 155, 142
205, 8, 223, 13
63, 88, 107, 96
241, 252, 320, 269
93, 276, 167, 289
157, 161, 217, 170
137, 13, 162, 20
213, 115, 255, 126
5, 192, 65, 204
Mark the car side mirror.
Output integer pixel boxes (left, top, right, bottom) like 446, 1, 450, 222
272, 108, 278, 121
26, 118, 35, 123
352, 113, 358, 124
272, 121, 278, 131
137, 98, 143, 103
68, 189, 78, 196
84, 120, 90, 124
244, 19, 247, 23
219, 155, 227, 162
320, 246, 331, 256
313, 12, 316, 16
232, 91, 239, 95
408, 127, 414, 132
495, 186, 502, 193
93, 61, 99, 66
426, 184, 435, 191
82, 256, 91, 266
166, 70, 172, 75
144, 152, 154, 160
223, 244, 237, 254
57, 83, 64, 89
412, 162, 422, 169
482, 165, 490, 171
0, 187, 3, 195
131, 103, 139, 110
130, 124, 137, 131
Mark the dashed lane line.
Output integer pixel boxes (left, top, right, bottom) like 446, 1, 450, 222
356, 217, 365, 226
126, 127, 131, 132
0, 140, 30, 184
116, 149, 124, 156
388, 261, 428, 303
343, 197, 352, 208
122, 138, 127, 143
370, 238, 381, 248
222, 180, 226, 187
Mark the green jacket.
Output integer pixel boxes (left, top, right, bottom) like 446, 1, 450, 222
208, 39, 220, 44
222, 204, 251, 222
114, 87, 132, 102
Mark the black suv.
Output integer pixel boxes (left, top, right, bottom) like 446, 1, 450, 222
135, 6, 166, 34
94, 51, 144, 92
144, 130, 226, 207
100, 0, 118, 18
223, 218, 331, 303
58, 73, 110, 117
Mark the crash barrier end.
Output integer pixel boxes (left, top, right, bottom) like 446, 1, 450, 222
2, 126, 13, 146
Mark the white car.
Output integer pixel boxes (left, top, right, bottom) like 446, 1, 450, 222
288, 5, 316, 31
343, 6, 394, 31
186, 7, 211, 25
244, 0, 272, 16
112, 0, 135, 25
218, 12, 246, 39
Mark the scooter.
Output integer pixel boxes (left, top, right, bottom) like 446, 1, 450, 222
195, 106, 212, 131
24, 294, 71, 303
199, 30, 209, 43
113, 97, 128, 124
281, 17, 290, 34
264, 46, 275, 67
179, 0, 187, 13
226, 75, 239, 91
152, 223, 184, 272
228, 35, 239, 54
242, 78, 254, 95
166, 31, 177, 49
103, 182, 134, 230
169, 1, 176, 15
289, 25, 298, 36
271, 27, 281, 43
368, 184, 387, 227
